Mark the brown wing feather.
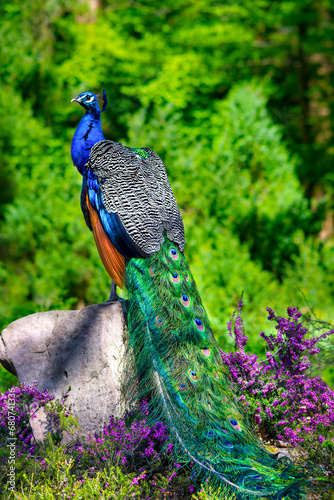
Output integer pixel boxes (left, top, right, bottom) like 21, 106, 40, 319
86, 194, 125, 288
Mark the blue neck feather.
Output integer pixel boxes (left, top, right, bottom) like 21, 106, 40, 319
71, 110, 105, 175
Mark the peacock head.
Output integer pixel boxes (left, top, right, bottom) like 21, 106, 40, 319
71, 90, 108, 114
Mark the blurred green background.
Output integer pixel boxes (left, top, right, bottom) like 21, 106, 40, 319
1, 0, 334, 391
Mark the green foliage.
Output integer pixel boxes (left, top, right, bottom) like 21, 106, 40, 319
193, 484, 237, 500
0, 368, 16, 394
4, 456, 144, 499
0, 0, 334, 392
303, 431, 334, 487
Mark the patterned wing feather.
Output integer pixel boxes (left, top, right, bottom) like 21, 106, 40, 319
86, 140, 185, 256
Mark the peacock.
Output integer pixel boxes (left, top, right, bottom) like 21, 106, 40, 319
71, 90, 311, 498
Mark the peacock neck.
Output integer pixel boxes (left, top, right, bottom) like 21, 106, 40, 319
71, 111, 105, 175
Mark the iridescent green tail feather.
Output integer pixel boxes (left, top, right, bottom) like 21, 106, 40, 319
124, 236, 309, 499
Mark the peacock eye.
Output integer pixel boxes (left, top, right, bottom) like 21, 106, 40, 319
169, 271, 180, 284
229, 418, 242, 431
188, 369, 198, 382
194, 318, 204, 331
201, 347, 210, 357
85, 95, 95, 103
181, 294, 191, 307
155, 316, 164, 327
169, 247, 179, 260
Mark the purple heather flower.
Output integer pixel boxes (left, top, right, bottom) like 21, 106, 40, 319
220, 305, 334, 448
266, 307, 275, 320
167, 443, 174, 453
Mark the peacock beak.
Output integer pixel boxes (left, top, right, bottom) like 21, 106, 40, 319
71, 96, 83, 103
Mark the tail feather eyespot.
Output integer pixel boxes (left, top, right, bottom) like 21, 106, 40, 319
188, 369, 198, 382
155, 316, 164, 327
229, 418, 242, 431
194, 318, 204, 331
181, 294, 191, 307
149, 267, 156, 276
169, 247, 179, 260
170, 271, 180, 284
201, 347, 210, 357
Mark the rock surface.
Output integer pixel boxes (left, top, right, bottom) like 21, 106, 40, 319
0, 302, 126, 440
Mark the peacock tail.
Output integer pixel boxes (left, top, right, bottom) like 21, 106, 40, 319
124, 236, 308, 499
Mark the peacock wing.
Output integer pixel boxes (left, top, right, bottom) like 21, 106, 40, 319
86, 140, 185, 257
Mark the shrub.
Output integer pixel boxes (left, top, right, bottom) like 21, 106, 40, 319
0, 385, 192, 499
0, 381, 55, 459
220, 299, 334, 481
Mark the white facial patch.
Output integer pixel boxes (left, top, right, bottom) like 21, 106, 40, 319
85, 95, 95, 103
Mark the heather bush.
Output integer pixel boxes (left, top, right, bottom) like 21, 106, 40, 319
0, 381, 55, 460
220, 300, 334, 481
0, 385, 193, 499
67, 401, 191, 496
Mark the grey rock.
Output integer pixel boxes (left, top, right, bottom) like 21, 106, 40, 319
0, 302, 126, 440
